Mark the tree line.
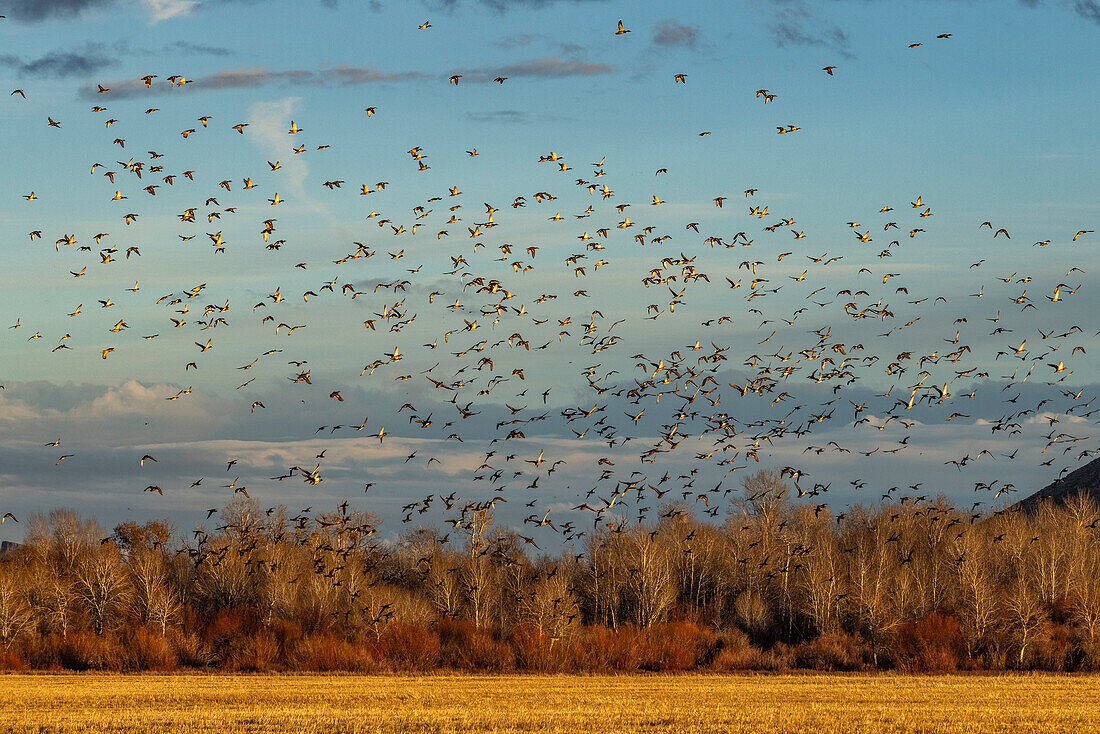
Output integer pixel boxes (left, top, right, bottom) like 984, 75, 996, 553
1, 470, 1099, 673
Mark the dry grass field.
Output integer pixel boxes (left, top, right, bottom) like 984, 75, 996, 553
1, 673, 1098, 734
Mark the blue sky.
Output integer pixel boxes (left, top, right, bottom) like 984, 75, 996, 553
0, 0, 1097, 547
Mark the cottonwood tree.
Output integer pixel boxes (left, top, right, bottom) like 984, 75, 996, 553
23, 509, 102, 637
621, 524, 676, 628
0, 563, 34, 647
1029, 502, 1074, 605
675, 521, 725, 620
193, 539, 255, 614
798, 513, 844, 635
998, 515, 1048, 667
1061, 496, 1100, 650
518, 560, 579, 638
460, 508, 496, 628
115, 520, 181, 635
74, 542, 129, 635
842, 508, 901, 667
949, 527, 1000, 661
582, 528, 627, 629
426, 549, 463, 620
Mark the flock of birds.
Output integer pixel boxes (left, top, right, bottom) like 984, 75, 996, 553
1, 17, 1096, 553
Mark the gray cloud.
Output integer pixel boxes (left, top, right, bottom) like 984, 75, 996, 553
1076, 0, 1100, 23
80, 55, 610, 99
495, 33, 547, 49
770, 5, 854, 59
465, 109, 574, 124
3, 0, 114, 21
429, 0, 610, 10
78, 64, 431, 99
496, 55, 612, 77
0, 45, 115, 77
653, 19, 699, 48
0, 40, 229, 79
454, 55, 613, 82
465, 109, 531, 124
3, 0, 344, 22
167, 40, 234, 56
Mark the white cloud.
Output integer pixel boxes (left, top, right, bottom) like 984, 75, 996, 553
246, 97, 310, 197
140, 0, 199, 24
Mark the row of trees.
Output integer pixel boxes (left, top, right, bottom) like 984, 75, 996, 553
2, 470, 1099, 672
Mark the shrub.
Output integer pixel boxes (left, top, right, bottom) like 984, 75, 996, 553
711, 629, 766, 671
1076, 633, 1100, 672
895, 613, 963, 672
379, 623, 441, 671
36, 632, 95, 671
228, 629, 280, 672
204, 608, 255, 645
0, 648, 28, 671
171, 630, 213, 669
203, 608, 256, 668
759, 644, 794, 672
438, 620, 514, 671
509, 623, 556, 672
583, 625, 642, 672
291, 632, 376, 672
267, 619, 304, 668
639, 622, 718, 671
125, 627, 177, 671
1028, 622, 1073, 671
792, 632, 864, 671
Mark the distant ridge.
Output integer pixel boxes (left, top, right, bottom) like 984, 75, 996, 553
0, 540, 20, 557
1015, 455, 1100, 511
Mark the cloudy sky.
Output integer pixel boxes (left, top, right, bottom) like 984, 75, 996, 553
0, 0, 1097, 547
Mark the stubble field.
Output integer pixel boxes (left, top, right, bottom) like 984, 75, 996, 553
1, 673, 1099, 733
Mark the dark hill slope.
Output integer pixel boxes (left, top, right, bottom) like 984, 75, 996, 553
1015, 455, 1100, 512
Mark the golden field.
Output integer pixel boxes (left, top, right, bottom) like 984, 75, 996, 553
1, 673, 1098, 733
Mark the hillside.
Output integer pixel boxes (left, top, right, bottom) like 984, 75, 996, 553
1015, 455, 1100, 511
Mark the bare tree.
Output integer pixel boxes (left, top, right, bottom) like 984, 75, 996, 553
621, 526, 675, 628
0, 563, 34, 647
74, 542, 130, 635
460, 508, 495, 628
842, 508, 901, 667
950, 528, 999, 661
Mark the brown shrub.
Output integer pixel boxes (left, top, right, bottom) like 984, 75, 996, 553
291, 632, 376, 672
438, 620, 514, 671
125, 627, 177, 671
0, 648, 28, 671
170, 630, 213, 669
509, 623, 557, 672
204, 608, 255, 644
792, 631, 864, 671
895, 613, 963, 672
228, 629, 281, 672
266, 619, 304, 667
553, 631, 597, 672
640, 622, 718, 671
203, 608, 256, 668
913, 646, 958, 673
710, 629, 767, 671
379, 623, 441, 671
578, 625, 643, 672
36, 632, 96, 671
1076, 633, 1100, 672
1029, 622, 1073, 671
758, 644, 794, 671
